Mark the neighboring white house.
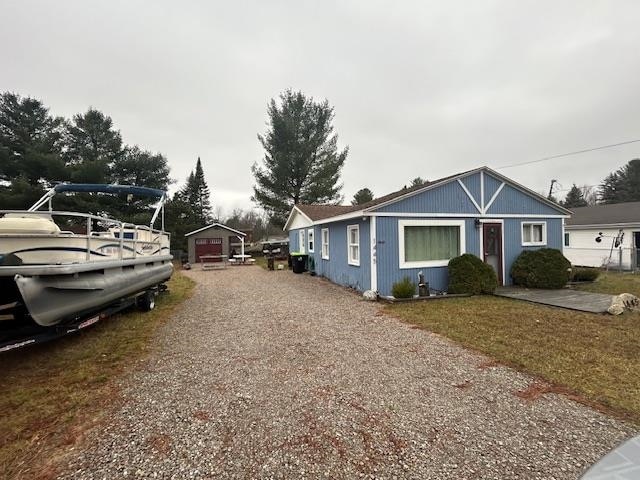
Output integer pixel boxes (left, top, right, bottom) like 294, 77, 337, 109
564, 201, 640, 270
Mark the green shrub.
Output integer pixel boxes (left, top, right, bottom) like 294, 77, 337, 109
571, 267, 601, 282
392, 277, 416, 298
448, 253, 498, 294
510, 248, 571, 289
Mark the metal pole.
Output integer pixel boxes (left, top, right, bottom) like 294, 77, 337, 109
119, 222, 124, 260
133, 225, 137, 258
86, 217, 91, 261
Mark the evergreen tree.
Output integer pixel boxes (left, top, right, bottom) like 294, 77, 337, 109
562, 184, 588, 208
599, 159, 640, 204
64, 108, 123, 183
0, 92, 66, 207
108, 146, 172, 224
351, 188, 374, 205
252, 89, 348, 226
410, 177, 426, 187
174, 158, 212, 226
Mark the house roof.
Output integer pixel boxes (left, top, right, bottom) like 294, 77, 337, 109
565, 201, 640, 227
184, 223, 246, 237
285, 166, 570, 230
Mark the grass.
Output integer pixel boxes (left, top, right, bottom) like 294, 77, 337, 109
386, 294, 640, 424
0, 270, 195, 479
575, 270, 640, 297
254, 255, 289, 270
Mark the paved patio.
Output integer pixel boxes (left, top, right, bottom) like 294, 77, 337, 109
495, 287, 615, 313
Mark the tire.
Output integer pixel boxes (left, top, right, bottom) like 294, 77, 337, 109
136, 290, 156, 312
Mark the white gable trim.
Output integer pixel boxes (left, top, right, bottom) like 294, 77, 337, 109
484, 182, 505, 214
283, 206, 313, 231
185, 223, 246, 237
457, 179, 482, 213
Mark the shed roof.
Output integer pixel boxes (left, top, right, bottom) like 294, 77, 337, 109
565, 201, 640, 227
185, 223, 246, 237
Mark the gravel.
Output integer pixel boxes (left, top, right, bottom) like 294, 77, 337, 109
60, 267, 636, 479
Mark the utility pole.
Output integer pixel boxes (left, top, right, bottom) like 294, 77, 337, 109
547, 179, 558, 200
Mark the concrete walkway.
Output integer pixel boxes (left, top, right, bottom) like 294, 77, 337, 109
495, 287, 615, 313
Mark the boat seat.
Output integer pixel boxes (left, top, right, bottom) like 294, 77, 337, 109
0, 216, 61, 234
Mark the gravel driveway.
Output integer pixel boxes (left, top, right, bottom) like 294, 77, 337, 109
61, 267, 634, 479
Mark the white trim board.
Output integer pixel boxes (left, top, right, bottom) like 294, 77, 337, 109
457, 179, 482, 213
367, 212, 569, 219
370, 215, 377, 292
347, 224, 360, 266
398, 219, 466, 269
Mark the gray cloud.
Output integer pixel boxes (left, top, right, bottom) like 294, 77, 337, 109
3, 0, 639, 211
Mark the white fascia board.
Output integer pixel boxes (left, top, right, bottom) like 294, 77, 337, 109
185, 223, 246, 237
311, 210, 365, 226
283, 206, 313, 231
565, 222, 640, 230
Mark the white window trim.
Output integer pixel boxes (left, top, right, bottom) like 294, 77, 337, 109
521, 221, 547, 246
307, 228, 314, 253
321, 228, 330, 260
398, 219, 466, 269
298, 230, 305, 254
347, 224, 360, 266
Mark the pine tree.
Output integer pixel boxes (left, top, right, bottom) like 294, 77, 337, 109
0, 92, 66, 207
252, 89, 348, 226
599, 159, 640, 204
562, 184, 588, 208
352, 188, 374, 205
410, 177, 426, 187
193, 157, 212, 223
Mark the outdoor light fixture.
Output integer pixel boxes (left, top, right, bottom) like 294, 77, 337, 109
474, 218, 482, 228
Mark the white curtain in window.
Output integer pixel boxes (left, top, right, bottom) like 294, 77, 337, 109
404, 226, 460, 262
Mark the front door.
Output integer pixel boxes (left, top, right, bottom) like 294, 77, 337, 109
195, 238, 223, 262
483, 223, 503, 284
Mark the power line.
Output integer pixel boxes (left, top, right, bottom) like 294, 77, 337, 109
494, 139, 640, 170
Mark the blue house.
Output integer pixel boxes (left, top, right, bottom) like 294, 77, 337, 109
284, 166, 571, 297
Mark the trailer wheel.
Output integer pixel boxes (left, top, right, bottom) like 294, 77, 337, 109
137, 290, 156, 312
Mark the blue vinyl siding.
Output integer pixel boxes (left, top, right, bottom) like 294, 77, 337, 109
375, 217, 479, 296
314, 219, 371, 292
484, 173, 503, 201
487, 184, 561, 216
461, 172, 482, 206
375, 181, 479, 214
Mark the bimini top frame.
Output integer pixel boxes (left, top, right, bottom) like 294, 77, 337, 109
29, 183, 168, 231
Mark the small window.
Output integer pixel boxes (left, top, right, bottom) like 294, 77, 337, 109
522, 222, 547, 246
564, 232, 570, 247
347, 225, 360, 266
308, 229, 314, 252
298, 230, 305, 254
321, 228, 330, 260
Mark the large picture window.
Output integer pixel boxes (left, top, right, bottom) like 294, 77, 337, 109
347, 224, 360, 266
399, 220, 465, 268
521, 222, 546, 246
321, 228, 330, 260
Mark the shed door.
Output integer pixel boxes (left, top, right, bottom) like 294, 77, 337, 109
195, 238, 223, 262
483, 223, 503, 284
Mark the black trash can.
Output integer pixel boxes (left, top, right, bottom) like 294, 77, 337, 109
291, 254, 308, 274
267, 257, 275, 270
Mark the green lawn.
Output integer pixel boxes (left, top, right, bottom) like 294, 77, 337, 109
0, 270, 195, 480
575, 271, 640, 297
386, 292, 640, 424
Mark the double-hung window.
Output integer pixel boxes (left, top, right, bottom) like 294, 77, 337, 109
307, 229, 314, 252
298, 230, 305, 253
564, 232, 570, 247
347, 225, 360, 266
521, 222, 546, 246
399, 220, 465, 268
321, 228, 330, 260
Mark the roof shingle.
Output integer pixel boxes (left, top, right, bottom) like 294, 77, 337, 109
565, 201, 640, 226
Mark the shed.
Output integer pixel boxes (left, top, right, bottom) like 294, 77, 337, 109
564, 201, 640, 270
185, 223, 246, 264
284, 166, 571, 297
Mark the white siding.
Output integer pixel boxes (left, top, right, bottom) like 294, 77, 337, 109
564, 227, 636, 270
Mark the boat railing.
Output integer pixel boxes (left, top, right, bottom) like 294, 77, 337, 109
0, 210, 170, 262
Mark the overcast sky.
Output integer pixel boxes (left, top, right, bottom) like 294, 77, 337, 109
3, 0, 640, 214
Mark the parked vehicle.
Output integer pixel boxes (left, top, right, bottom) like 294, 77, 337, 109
0, 184, 173, 345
